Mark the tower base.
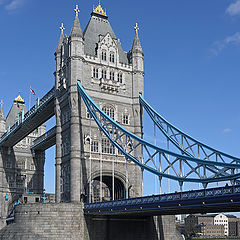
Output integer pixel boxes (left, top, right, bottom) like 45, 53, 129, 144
0, 203, 183, 240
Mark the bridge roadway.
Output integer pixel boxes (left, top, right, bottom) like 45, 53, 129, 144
0, 88, 55, 148
31, 126, 56, 151
84, 185, 240, 216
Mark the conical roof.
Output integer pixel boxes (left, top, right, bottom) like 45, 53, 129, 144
56, 23, 64, 53
131, 23, 143, 54
70, 5, 83, 38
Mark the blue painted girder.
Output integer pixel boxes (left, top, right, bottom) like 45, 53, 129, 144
139, 94, 240, 183
77, 81, 240, 183
84, 185, 240, 215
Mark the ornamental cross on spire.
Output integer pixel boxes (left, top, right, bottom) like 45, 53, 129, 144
74, 5, 80, 17
134, 23, 139, 34
60, 23, 65, 33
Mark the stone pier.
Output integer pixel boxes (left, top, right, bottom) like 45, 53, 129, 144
0, 203, 183, 240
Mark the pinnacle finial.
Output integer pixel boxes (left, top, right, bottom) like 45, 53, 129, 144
74, 5, 80, 17
0, 100, 3, 108
93, 0, 107, 17
14, 91, 25, 104
134, 23, 139, 34
60, 23, 65, 33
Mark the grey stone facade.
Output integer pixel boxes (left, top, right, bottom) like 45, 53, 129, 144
0, 203, 182, 240
54, 4, 144, 203
0, 96, 46, 229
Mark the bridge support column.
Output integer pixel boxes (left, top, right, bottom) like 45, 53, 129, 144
70, 87, 81, 202
55, 99, 62, 203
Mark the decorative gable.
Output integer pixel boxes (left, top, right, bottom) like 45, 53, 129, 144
99, 32, 117, 50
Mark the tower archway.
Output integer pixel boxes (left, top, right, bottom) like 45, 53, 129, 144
87, 172, 126, 203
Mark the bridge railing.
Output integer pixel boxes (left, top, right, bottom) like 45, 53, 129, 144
84, 185, 240, 211
0, 87, 55, 146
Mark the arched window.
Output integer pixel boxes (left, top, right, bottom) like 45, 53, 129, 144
102, 69, 107, 79
102, 106, 115, 120
110, 52, 115, 63
91, 141, 99, 152
122, 114, 129, 125
101, 51, 107, 61
93, 68, 99, 79
109, 71, 115, 81
117, 73, 123, 83
102, 139, 115, 154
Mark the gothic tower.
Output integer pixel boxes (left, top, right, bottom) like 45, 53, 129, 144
0, 93, 46, 229
55, 2, 144, 203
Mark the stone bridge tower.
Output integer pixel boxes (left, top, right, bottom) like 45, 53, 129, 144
0, 95, 46, 229
54, 2, 144, 203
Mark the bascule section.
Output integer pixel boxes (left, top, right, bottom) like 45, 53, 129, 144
54, 1, 144, 203
0, 94, 46, 229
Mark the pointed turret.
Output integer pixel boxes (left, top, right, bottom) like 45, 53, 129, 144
6, 92, 27, 128
70, 5, 83, 38
131, 23, 143, 54
0, 100, 6, 135
56, 23, 65, 53
69, 5, 84, 59
131, 23, 144, 73
131, 23, 144, 138
0, 100, 5, 121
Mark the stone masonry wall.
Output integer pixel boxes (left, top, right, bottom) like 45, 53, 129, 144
0, 203, 88, 240
0, 202, 183, 240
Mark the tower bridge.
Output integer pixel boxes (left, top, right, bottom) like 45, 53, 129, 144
0, 1, 239, 240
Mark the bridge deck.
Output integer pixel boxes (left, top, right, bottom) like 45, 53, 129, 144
84, 185, 240, 216
0, 88, 55, 148
31, 127, 56, 151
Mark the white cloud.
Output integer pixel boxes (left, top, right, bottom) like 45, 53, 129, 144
5, 0, 26, 11
223, 128, 232, 134
226, 0, 240, 16
210, 32, 240, 55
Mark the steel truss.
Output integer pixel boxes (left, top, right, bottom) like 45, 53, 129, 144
78, 81, 240, 187
140, 95, 240, 186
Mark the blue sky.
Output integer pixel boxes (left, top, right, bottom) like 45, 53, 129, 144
1, 0, 240, 197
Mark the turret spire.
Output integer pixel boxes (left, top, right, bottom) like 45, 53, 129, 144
70, 5, 83, 38
56, 23, 65, 53
74, 5, 80, 17
131, 23, 143, 54
60, 23, 65, 34
0, 100, 5, 121
134, 23, 139, 34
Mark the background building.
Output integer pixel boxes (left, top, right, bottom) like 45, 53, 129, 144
184, 213, 240, 238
